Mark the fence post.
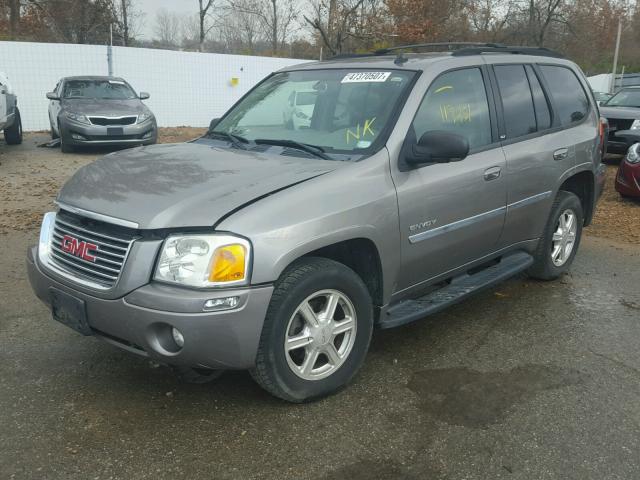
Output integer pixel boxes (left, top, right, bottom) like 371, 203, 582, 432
107, 45, 113, 76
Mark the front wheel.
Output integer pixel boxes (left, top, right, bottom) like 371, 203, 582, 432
251, 257, 373, 402
528, 190, 583, 280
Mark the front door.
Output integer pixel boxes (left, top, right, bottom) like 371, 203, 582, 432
391, 67, 507, 294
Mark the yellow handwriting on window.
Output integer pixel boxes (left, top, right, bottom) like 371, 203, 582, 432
439, 104, 472, 124
346, 117, 377, 143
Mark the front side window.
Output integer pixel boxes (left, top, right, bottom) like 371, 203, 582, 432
539, 65, 589, 125
214, 69, 416, 155
604, 89, 640, 108
411, 68, 492, 150
63, 80, 137, 100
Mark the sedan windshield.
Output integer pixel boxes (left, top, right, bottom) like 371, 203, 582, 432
63, 80, 137, 100
604, 89, 640, 108
213, 69, 416, 156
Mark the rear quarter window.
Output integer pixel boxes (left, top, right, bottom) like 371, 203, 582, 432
539, 65, 590, 126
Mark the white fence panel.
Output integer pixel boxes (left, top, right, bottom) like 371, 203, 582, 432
0, 41, 306, 131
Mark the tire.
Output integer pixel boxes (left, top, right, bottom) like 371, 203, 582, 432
4, 107, 22, 145
59, 123, 75, 153
250, 257, 373, 403
171, 365, 224, 384
528, 191, 583, 281
50, 120, 59, 140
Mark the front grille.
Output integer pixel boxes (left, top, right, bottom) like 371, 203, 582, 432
607, 118, 634, 141
89, 116, 137, 126
49, 213, 135, 288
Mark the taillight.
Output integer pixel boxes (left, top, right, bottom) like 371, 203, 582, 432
599, 117, 608, 157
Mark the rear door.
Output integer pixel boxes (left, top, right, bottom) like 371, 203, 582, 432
490, 62, 592, 247
391, 66, 507, 292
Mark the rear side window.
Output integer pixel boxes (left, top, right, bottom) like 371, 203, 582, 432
494, 65, 537, 139
411, 68, 492, 150
525, 65, 551, 130
539, 65, 589, 125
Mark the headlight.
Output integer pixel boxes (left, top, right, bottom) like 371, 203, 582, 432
154, 234, 251, 288
138, 111, 153, 123
626, 143, 640, 164
631, 119, 640, 130
65, 111, 90, 125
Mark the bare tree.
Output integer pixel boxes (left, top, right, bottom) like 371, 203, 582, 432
154, 8, 182, 47
229, 0, 298, 54
304, 0, 367, 56
113, 0, 143, 45
198, 0, 215, 51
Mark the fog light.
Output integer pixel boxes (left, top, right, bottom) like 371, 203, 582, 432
204, 296, 239, 311
71, 133, 87, 140
171, 327, 184, 348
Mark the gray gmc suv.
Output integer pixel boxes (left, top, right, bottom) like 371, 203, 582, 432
27, 44, 606, 402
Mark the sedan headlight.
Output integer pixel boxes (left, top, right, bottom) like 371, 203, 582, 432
65, 111, 91, 125
631, 119, 640, 130
154, 234, 251, 288
626, 143, 640, 164
138, 111, 153, 123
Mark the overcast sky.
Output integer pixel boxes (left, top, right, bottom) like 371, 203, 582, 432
135, 0, 197, 40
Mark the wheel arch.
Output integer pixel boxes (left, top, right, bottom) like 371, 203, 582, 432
558, 169, 595, 226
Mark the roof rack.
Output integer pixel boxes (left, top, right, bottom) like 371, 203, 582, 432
329, 43, 565, 61
374, 42, 502, 55
452, 45, 564, 58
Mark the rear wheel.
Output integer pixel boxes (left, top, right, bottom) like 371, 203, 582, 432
251, 257, 373, 402
4, 107, 22, 145
528, 191, 583, 280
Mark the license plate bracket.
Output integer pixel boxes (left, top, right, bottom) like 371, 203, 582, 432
50, 288, 92, 336
107, 127, 124, 136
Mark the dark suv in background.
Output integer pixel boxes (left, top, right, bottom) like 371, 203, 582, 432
599, 86, 640, 153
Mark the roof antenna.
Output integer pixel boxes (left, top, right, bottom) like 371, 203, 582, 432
394, 52, 408, 65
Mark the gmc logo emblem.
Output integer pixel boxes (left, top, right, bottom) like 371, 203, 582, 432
61, 235, 98, 262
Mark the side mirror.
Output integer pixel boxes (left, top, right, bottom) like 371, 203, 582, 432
406, 130, 469, 165
46, 92, 60, 100
208, 118, 220, 132
139, 92, 150, 100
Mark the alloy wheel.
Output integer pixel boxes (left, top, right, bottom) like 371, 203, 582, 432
551, 209, 577, 266
284, 289, 357, 381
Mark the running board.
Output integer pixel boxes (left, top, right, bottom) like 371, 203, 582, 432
379, 251, 534, 329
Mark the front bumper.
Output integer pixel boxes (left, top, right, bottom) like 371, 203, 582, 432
61, 118, 157, 146
615, 160, 640, 197
27, 246, 273, 369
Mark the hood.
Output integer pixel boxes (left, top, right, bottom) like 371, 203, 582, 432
61, 98, 146, 116
57, 143, 343, 229
599, 106, 640, 120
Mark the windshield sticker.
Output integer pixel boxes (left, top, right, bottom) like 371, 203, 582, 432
346, 117, 377, 143
108, 80, 125, 85
342, 72, 391, 83
356, 140, 372, 148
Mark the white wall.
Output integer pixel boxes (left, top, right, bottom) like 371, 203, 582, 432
588, 74, 612, 93
0, 41, 308, 131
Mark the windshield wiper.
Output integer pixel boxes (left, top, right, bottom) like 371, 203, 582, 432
254, 139, 329, 159
206, 130, 250, 149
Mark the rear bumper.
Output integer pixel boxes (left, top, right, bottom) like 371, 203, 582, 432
61, 118, 157, 146
27, 246, 273, 369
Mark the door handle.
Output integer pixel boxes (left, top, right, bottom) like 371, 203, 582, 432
553, 148, 569, 161
483, 166, 501, 181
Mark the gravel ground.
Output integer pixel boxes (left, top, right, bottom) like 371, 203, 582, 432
1, 132, 639, 480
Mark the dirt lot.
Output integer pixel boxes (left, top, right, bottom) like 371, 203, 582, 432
1, 131, 639, 480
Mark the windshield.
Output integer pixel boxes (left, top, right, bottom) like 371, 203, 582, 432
604, 89, 640, 107
63, 79, 137, 100
213, 69, 416, 155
